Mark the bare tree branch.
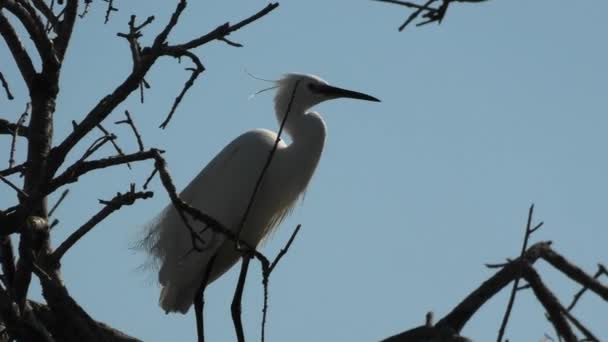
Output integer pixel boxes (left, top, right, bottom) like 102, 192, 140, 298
0, 12, 37, 90
522, 265, 577, 342
115, 110, 144, 151
3, 0, 57, 67
9, 104, 29, 168
373, 0, 489, 31
51, 185, 153, 262
567, 264, 608, 311
47, 149, 161, 194
47, 2, 278, 181
496, 204, 543, 342
0, 71, 14, 100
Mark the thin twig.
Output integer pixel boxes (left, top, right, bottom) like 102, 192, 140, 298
115, 110, 144, 151
52, 185, 153, 262
261, 224, 302, 342
48, 189, 70, 217
79, 133, 116, 161
158, 54, 205, 129
47, 149, 161, 194
0, 71, 14, 100
236, 80, 301, 239
0, 174, 28, 198
97, 124, 131, 169
143, 167, 158, 189
496, 204, 542, 342
566, 265, 606, 311
9, 104, 29, 168
103, 0, 118, 24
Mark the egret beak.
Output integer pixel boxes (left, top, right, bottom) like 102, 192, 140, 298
315, 84, 381, 102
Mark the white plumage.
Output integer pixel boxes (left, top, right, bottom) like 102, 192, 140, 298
141, 73, 379, 314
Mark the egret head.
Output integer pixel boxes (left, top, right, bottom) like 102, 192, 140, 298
273, 73, 380, 119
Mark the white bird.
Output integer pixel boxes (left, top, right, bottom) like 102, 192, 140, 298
141, 73, 380, 314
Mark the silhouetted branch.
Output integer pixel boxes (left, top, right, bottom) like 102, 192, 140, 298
79, 133, 116, 162
541, 249, 608, 302
47, 149, 161, 194
374, 0, 489, 31
558, 306, 599, 342
567, 264, 608, 311
54, 0, 78, 60
9, 104, 29, 168
52, 185, 153, 262
236, 79, 300, 239
496, 204, 543, 342
47, 1, 278, 180
0, 12, 37, 90
115, 110, 144, 151
0, 71, 14, 100
97, 123, 130, 168
103, 0, 118, 23
48, 189, 69, 217
522, 265, 576, 341
30, 0, 59, 32
261, 224, 302, 342
158, 54, 204, 129
0, 174, 27, 198
0, 162, 26, 177
143, 167, 158, 189
2, 0, 55, 67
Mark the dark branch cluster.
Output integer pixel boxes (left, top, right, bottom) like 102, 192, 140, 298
374, 0, 489, 31
383, 206, 607, 342
0, 0, 280, 341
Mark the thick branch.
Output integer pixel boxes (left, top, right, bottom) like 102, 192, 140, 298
30, 0, 59, 32
54, 0, 78, 60
3, 0, 57, 69
522, 265, 577, 342
0, 12, 37, 90
541, 248, 608, 302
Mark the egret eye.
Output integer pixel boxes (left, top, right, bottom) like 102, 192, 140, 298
307, 83, 319, 93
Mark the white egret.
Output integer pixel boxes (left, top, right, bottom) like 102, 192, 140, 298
141, 73, 380, 314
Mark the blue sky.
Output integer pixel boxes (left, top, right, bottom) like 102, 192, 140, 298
1, 0, 607, 341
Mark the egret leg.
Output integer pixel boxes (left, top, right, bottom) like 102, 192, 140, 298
194, 254, 217, 342
231, 254, 252, 342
